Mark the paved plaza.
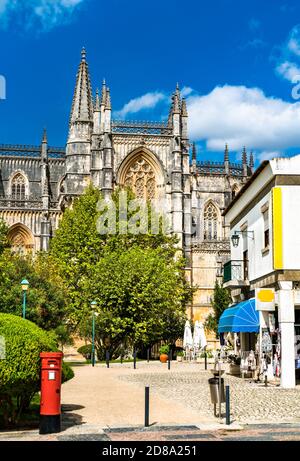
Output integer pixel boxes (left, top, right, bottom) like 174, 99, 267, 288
1, 361, 300, 441
118, 362, 300, 424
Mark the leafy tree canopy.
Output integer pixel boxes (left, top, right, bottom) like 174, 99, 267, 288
204, 280, 231, 337
0, 219, 9, 256
50, 186, 191, 355
0, 251, 69, 330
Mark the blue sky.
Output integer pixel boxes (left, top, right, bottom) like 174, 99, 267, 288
1, 0, 300, 164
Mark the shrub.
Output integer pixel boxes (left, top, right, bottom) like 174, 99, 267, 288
62, 362, 75, 383
0, 313, 71, 426
159, 345, 170, 355
77, 344, 92, 360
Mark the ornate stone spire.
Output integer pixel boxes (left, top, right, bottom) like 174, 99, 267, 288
224, 143, 229, 174
173, 92, 180, 114
173, 83, 181, 113
192, 142, 197, 161
242, 146, 247, 165
101, 78, 107, 106
41, 128, 48, 162
69, 48, 93, 126
242, 146, 248, 176
224, 143, 229, 163
106, 87, 111, 110
42, 127, 48, 144
250, 151, 254, 174
181, 98, 188, 117
94, 88, 100, 111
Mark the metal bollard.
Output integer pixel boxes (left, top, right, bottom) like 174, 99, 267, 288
133, 350, 137, 369
205, 352, 207, 370
265, 375, 268, 387
168, 352, 171, 370
147, 348, 150, 363
145, 386, 150, 427
218, 362, 222, 422
106, 351, 110, 368
226, 385, 230, 425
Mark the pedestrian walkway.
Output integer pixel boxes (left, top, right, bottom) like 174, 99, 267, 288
60, 362, 216, 428
1, 361, 300, 441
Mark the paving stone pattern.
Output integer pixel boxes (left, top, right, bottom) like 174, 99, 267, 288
119, 363, 300, 424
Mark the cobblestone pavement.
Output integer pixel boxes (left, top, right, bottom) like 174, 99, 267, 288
118, 362, 300, 424
1, 424, 300, 441
106, 424, 300, 441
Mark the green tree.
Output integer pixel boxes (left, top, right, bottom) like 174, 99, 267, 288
205, 280, 231, 337
0, 219, 9, 255
50, 186, 191, 354
0, 251, 69, 330
54, 324, 74, 353
81, 247, 190, 358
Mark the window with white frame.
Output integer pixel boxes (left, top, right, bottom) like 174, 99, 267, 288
262, 204, 269, 250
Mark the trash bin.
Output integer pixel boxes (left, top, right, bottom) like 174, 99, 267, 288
208, 377, 225, 404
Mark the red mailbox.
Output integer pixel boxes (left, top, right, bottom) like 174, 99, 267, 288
39, 352, 63, 434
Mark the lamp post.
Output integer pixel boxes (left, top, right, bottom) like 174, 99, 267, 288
21, 279, 29, 319
91, 301, 97, 367
231, 230, 254, 248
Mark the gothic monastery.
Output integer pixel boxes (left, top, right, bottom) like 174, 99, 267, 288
0, 49, 253, 344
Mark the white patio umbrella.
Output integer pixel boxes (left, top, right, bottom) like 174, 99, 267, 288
183, 320, 193, 349
198, 322, 207, 349
193, 321, 201, 350
183, 320, 193, 361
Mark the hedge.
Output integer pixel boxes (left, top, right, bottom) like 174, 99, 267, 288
0, 313, 73, 426
77, 344, 92, 360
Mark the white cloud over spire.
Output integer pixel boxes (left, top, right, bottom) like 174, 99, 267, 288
0, 0, 86, 32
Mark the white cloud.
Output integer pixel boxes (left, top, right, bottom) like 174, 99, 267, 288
114, 92, 166, 119
276, 60, 300, 83
186, 84, 300, 152
181, 86, 193, 98
0, 0, 85, 31
287, 25, 300, 56
257, 151, 282, 162
276, 25, 300, 83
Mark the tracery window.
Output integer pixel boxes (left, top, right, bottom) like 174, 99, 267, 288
203, 202, 219, 240
11, 174, 26, 200
124, 157, 157, 200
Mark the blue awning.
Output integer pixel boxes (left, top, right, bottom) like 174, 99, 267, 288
218, 298, 259, 333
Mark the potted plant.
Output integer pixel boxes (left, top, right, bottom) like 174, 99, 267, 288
176, 350, 184, 362
159, 345, 170, 363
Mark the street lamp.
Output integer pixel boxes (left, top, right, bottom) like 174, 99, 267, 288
91, 301, 98, 367
21, 279, 29, 319
231, 231, 254, 248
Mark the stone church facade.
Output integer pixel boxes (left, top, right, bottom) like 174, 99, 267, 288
0, 49, 253, 345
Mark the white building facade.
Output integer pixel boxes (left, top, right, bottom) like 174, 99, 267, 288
224, 155, 300, 388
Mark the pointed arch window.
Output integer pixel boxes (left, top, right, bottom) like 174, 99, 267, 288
11, 174, 26, 201
124, 156, 157, 200
203, 202, 219, 241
